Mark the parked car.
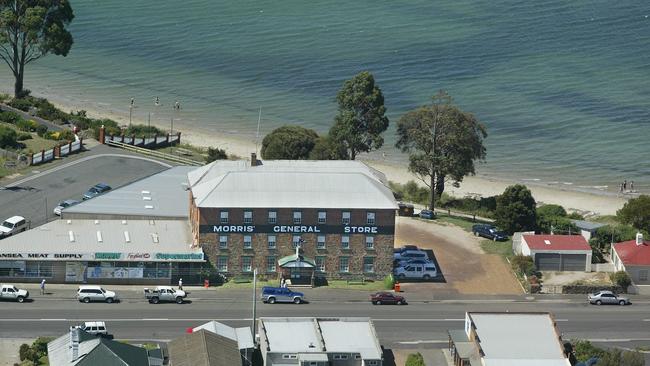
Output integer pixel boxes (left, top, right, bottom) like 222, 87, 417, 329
588, 291, 630, 306
394, 263, 438, 279
397, 202, 414, 217
77, 285, 118, 303
394, 249, 429, 262
82, 183, 112, 200
471, 224, 508, 241
0, 216, 27, 238
260, 286, 304, 304
394, 245, 419, 254
419, 209, 435, 219
394, 258, 432, 268
75, 321, 108, 336
53, 199, 80, 216
0, 284, 29, 302
370, 292, 407, 305
144, 286, 187, 304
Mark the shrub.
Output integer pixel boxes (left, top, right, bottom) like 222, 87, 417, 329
19, 343, 31, 361
405, 352, 425, 366
35, 125, 48, 137
309, 135, 347, 160
383, 274, 395, 290
511, 255, 535, 276
537, 204, 567, 218
56, 129, 76, 142
123, 124, 163, 138
438, 194, 498, 218
610, 271, 631, 289
261, 125, 319, 160
0, 111, 23, 124
8, 98, 34, 112
33, 98, 66, 122
0, 93, 9, 103
0, 126, 18, 149
495, 184, 537, 234
16, 119, 40, 132
206, 147, 228, 162
16, 133, 32, 141
589, 225, 639, 254
617, 195, 650, 232
573, 340, 609, 362
388, 180, 431, 206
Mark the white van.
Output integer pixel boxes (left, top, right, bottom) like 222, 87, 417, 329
0, 216, 27, 238
395, 263, 438, 279
76, 321, 108, 335
77, 285, 118, 303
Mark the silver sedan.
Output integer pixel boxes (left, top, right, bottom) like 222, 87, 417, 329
588, 291, 630, 305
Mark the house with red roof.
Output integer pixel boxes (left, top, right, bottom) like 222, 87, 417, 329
612, 233, 650, 290
520, 234, 592, 272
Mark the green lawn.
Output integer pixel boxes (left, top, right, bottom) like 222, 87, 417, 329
590, 215, 619, 225
158, 143, 207, 162
480, 238, 514, 259
21, 135, 59, 152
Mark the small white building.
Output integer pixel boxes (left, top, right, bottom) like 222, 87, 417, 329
521, 235, 592, 272
258, 317, 383, 366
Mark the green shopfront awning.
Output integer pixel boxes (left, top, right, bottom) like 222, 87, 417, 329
278, 254, 315, 268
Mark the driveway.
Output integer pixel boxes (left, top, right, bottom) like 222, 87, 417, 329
395, 217, 522, 295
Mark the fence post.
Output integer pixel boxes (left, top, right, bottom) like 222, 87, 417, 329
177, 132, 181, 144
120, 134, 125, 143
27, 153, 33, 166
54, 145, 61, 158
40, 150, 44, 162
166, 133, 170, 144
98, 125, 105, 144
79, 138, 83, 150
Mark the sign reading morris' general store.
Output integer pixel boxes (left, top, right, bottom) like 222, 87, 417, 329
203, 224, 394, 235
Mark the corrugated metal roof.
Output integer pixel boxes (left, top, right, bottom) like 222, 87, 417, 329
193, 321, 254, 350
64, 166, 193, 219
319, 319, 383, 359
523, 235, 591, 251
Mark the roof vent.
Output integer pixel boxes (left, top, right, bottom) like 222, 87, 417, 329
121, 220, 127, 225
94, 220, 99, 225
68, 231, 75, 242
66, 220, 72, 224
544, 240, 551, 245
124, 231, 131, 243
181, 182, 189, 191
145, 205, 154, 209
308, 342, 315, 348
149, 220, 155, 225
96, 231, 103, 243
143, 196, 152, 201
151, 233, 159, 243
636, 232, 644, 246
141, 190, 150, 195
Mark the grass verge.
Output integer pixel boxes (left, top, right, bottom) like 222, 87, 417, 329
480, 238, 514, 260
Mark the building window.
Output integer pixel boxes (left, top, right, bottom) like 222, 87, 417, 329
244, 210, 253, 224
293, 211, 302, 224
282, 354, 297, 360
267, 256, 276, 272
342, 211, 351, 225
366, 212, 375, 225
317, 235, 326, 249
242, 257, 252, 272
339, 257, 349, 273
292, 235, 302, 248
355, 355, 362, 360
268, 235, 276, 249
640, 270, 649, 281
268, 210, 277, 224
333, 354, 349, 360
316, 256, 326, 272
365, 235, 374, 249
220, 211, 229, 224
368, 361, 378, 366
244, 235, 252, 249
219, 235, 228, 249
364, 257, 374, 273
318, 211, 327, 224
341, 235, 350, 249
217, 256, 228, 272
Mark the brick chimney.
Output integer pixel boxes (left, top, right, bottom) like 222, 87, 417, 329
98, 125, 105, 144
636, 232, 644, 246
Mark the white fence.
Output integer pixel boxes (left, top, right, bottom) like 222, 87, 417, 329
30, 139, 83, 165
106, 133, 181, 148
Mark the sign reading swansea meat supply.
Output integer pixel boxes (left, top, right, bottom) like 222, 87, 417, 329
204, 224, 393, 235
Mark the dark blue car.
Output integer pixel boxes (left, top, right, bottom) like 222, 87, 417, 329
471, 224, 508, 241
260, 286, 305, 304
83, 183, 112, 200
419, 209, 435, 219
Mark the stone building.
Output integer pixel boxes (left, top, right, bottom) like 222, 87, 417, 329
188, 156, 397, 282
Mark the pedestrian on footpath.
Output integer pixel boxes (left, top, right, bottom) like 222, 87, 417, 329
40, 279, 46, 295
178, 278, 183, 291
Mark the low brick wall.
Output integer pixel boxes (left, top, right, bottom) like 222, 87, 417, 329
561, 284, 625, 294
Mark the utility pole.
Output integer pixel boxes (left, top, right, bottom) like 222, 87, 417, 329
129, 98, 135, 128
252, 267, 257, 342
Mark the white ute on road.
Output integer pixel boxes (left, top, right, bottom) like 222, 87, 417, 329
144, 286, 187, 304
0, 284, 29, 302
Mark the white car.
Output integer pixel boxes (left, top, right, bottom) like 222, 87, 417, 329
144, 286, 187, 304
77, 285, 118, 303
53, 199, 80, 216
0, 216, 27, 238
0, 284, 29, 302
395, 263, 438, 279
76, 321, 108, 335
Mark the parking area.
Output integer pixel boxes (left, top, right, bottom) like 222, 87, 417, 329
0, 153, 170, 229
395, 217, 522, 295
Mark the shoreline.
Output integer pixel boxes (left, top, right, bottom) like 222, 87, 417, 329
16, 90, 634, 216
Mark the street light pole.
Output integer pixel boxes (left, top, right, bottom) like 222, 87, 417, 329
252, 268, 257, 341
129, 98, 135, 128
153, 96, 160, 130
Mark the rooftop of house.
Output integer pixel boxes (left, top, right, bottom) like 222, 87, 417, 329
570, 220, 606, 231
188, 159, 398, 209
466, 312, 570, 366
523, 234, 591, 251
193, 321, 254, 350
613, 239, 650, 266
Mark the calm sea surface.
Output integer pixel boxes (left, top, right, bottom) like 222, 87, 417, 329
1, 1, 649, 192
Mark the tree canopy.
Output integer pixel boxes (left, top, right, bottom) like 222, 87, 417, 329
0, 0, 74, 97
616, 195, 650, 233
495, 184, 537, 234
329, 71, 389, 160
261, 125, 319, 160
395, 90, 487, 210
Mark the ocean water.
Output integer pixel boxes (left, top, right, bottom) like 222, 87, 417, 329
1, 0, 649, 192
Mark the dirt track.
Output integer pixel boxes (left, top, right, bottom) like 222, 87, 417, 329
395, 217, 523, 295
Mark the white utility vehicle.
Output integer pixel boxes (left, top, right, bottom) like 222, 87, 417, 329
144, 286, 187, 304
76, 321, 108, 336
0, 284, 29, 302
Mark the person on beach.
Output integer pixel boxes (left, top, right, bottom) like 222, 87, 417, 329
630, 181, 634, 191
178, 278, 183, 290
40, 279, 46, 295
620, 183, 624, 193
623, 180, 627, 191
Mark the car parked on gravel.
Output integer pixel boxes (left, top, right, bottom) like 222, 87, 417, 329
588, 291, 630, 306
471, 224, 508, 241
144, 286, 187, 304
419, 209, 435, 219
394, 263, 438, 279
77, 285, 118, 303
394, 249, 429, 262
261, 286, 304, 304
53, 199, 80, 216
0, 284, 29, 302
370, 292, 407, 305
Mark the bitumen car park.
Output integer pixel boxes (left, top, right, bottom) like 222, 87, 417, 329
472, 224, 508, 241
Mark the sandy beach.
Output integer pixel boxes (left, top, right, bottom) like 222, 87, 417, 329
15, 91, 633, 217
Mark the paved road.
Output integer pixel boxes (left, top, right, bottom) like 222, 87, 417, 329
0, 149, 170, 227
1, 289, 649, 352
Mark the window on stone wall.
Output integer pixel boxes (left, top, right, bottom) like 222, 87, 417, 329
341, 235, 350, 249
339, 257, 349, 273
366, 212, 375, 225
220, 211, 229, 224
268, 210, 277, 224
244, 210, 253, 224
293, 211, 302, 224
640, 270, 649, 281
318, 211, 327, 224
365, 235, 374, 249
317, 235, 326, 249
364, 257, 375, 273
316, 256, 326, 272
267, 256, 276, 272
219, 235, 228, 249
342, 211, 351, 225
292, 235, 302, 248
244, 235, 252, 249
242, 257, 252, 272
217, 256, 228, 272
268, 235, 276, 249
